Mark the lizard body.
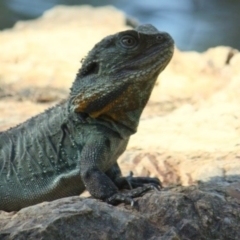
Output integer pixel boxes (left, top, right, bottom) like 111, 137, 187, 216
0, 24, 174, 211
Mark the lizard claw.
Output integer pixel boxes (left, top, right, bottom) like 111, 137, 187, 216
106, 184, 157, 206
107, 194, 135, 206
125, 173, 162, 190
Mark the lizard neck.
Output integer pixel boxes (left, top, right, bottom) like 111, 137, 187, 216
99, 81, 155, 136
68, 76, 156, 139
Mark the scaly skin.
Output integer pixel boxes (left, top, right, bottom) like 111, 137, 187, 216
0, 24, 174, 212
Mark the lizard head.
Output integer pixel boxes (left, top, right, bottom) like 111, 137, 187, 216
69, 24, 174, 134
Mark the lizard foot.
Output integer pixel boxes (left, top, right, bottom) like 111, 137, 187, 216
106, 184, 156, 206
114, 171, 162, 191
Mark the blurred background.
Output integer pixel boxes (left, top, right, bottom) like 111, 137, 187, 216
1, 0, 240, 52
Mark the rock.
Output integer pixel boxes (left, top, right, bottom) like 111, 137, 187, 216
0, 197, 161, 240
0, 180, 239, 239
119, 150, 240, 187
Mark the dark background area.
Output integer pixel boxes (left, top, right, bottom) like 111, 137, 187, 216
1, 0, 240, 52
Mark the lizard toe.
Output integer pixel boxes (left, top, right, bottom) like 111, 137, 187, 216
106, 184, 157, 206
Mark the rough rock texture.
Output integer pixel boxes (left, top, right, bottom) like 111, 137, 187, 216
0, 180, 240, 239
1, 5, 240, 238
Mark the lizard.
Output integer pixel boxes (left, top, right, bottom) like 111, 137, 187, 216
0, 24, 174, 212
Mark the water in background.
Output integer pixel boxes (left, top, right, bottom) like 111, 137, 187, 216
1, 0, 240, 52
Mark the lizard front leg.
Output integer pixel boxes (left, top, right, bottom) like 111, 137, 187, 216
80, 137, 118, 201
80, 137, 159, 206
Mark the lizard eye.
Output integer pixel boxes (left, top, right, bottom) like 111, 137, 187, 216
120, 35, 138, 48
156, 35, 164, 41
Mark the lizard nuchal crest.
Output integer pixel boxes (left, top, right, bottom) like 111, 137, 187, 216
0, 24, 174, 211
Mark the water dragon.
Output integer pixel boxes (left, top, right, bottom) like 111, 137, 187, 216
0, 24, 174, 211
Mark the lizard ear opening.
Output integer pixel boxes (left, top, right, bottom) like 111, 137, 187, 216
80, 61, 99, 77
